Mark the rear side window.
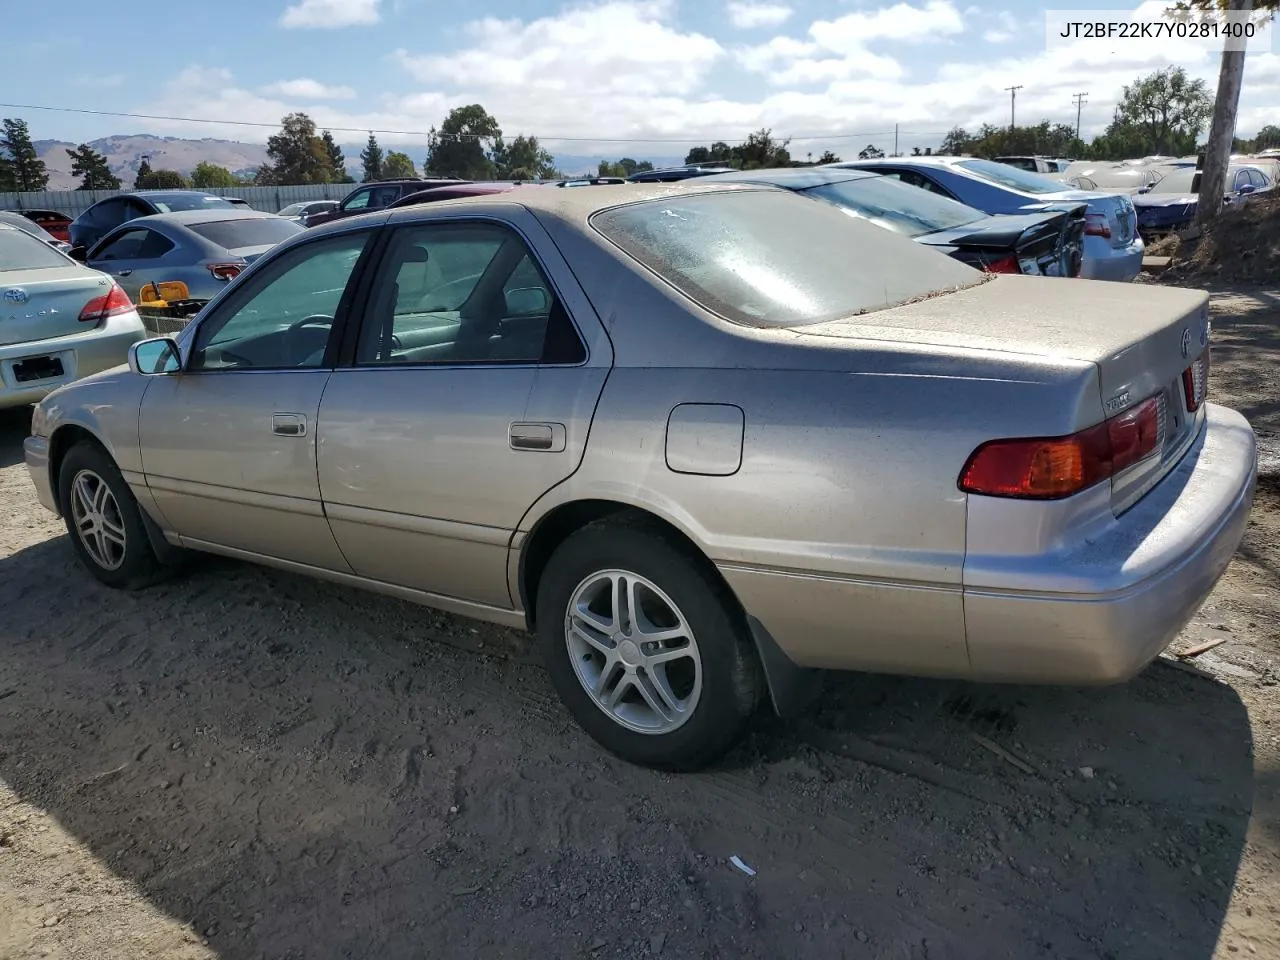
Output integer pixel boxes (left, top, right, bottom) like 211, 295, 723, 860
592, 190, 981, 328
187, 218, 303, 249
0, 228, 71, 269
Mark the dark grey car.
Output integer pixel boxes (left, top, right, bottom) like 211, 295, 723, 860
86, 209, 303, 303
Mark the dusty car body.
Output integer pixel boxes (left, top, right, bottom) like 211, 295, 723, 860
23, 183, 1257, 770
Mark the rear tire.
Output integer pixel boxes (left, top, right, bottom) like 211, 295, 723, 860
58, 442, 166, 590
536, 518, 761, 771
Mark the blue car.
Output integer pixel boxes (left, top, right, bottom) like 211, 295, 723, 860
828, 157, 1144, 282
1133, 163, 1276, 240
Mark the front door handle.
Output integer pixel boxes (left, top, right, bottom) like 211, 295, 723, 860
115, 269, 133, 277
510, 421, 566, 452
271, 413, 307, 437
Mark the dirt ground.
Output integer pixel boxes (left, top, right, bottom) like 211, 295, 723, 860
0, 286, 1278, 960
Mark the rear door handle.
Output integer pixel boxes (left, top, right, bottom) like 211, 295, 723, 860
272, 413, 307, 437
509, 421, 565, 452
115, 269, 133, 277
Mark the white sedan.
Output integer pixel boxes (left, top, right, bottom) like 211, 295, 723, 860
0, 224, 146, 410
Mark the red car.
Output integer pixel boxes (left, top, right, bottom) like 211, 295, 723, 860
13, 209, 72, 243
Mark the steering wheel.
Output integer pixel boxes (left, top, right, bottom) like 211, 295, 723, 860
287, 314, 334, 335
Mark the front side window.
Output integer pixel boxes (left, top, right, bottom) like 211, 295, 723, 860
342, 189, 373, 211
592, 190, 981, 329
356, 221, 583, 366
190, 231, 369, 371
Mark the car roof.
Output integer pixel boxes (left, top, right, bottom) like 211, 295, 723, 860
305, 180, 777, 239
127, 190, 229, 201
831, 156, 962, 169
125, 209, 282, 227
701, 167, 877, 187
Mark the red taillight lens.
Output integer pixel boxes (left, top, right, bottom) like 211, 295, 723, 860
1182, 349, 1209, 412
1084, 212, 1112, 238
208, 262, 243, 281
983, 254, 1021, 274
78, 283, 133, 323
960, 395, 1163, 499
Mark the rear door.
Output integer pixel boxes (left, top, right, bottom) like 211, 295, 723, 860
316, 210, 611, 609
139, 227, 375, 568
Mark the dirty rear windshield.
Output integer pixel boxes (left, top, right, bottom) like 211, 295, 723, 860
591, 190, 980, 327
0, 228, 70, 269
188, 217, 304, 250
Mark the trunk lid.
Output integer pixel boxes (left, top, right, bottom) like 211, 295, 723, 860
923, 209, 1081, 277
1022, 190, 1137, 249
798, 275, 1211, 510
0, 265, 115, 346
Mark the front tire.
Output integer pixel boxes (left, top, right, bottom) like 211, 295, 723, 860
58, 442, 164, 590
536, 518, 762, 771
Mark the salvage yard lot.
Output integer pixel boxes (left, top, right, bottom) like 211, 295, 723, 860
0, 286, 1278, 960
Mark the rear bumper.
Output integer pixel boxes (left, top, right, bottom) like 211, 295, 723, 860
1079, 236, 1144, 282
719, 404, 1255, 685
0, 312, 145, 410
963, 403, 1256, 683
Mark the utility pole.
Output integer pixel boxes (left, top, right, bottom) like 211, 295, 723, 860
894, 124, 899, 157
1071, 92, 1088, 141
1004, 85, 1023, 131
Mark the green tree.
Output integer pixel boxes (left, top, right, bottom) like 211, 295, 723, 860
137, 168, 189, 189
359, 132, 383, 182
67, 144, 120, 190
321, 130, 352, 182
253, 163, 278, 186
264, 112, 332, 185
0, 118, 49, 192
1111, 67, 1212, 156
492, 134, 558, 180
425, 104, 501, 179
816, 150, 841, 164
382, 151, 417, 179
133, 158, 153, 189
1254, 124, 1280, 150
858, 144, 885, 159
597, 157, 654, 178
684, 142, 733, 164
190, 162, 238, 188
938, 126, 972, 155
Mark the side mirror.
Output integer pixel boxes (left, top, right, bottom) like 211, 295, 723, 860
505, 286, 550, 316
68, 246, 88, 263
1238, 183, 1256, 195
128, 337, 182, 376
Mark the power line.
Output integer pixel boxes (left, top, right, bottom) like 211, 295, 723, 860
0, 100, 950, 145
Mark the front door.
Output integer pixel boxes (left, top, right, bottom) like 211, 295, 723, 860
316, 214, 610, 609
139, 228, 374, 570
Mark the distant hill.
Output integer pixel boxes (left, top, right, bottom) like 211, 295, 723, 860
29, 134, 684, 190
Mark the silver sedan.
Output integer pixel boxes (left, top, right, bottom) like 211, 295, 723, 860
23, 183, 1257, 770
85, 209, 303, 303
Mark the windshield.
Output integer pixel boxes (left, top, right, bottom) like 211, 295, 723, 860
188, 217, 304, 249
591, 190, 980, 328
956, 159, 1069, 195
278, 202, 307, 216
149, 194, 236, 213
0, 227, 71, 269
1149, 169, 1198, 195
800, 177, 985, 238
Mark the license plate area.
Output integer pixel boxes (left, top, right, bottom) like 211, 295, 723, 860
13, 356, 64, 383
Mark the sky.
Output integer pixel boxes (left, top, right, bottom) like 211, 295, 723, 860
2, 0, 1278, 162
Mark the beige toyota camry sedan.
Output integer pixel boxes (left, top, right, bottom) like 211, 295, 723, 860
24, 182, 1257, 770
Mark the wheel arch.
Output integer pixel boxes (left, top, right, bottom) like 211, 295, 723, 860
47, 423, 109, 511
514, 496, 822, 719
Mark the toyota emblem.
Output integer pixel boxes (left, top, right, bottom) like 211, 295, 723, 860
1180, 327, 1191, 359
2, 287, 28, 305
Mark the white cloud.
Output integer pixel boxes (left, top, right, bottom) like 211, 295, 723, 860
726, 2, 793, 29
983, 30, 1013, 43
279, 0, 380, 29
394, 1, 723, 98
260, 78, 357, 99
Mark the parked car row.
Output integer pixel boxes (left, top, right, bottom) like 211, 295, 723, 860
10, 176, 1256, 772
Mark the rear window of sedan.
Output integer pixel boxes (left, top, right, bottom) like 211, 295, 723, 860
800, 176, 986, 238
187, 217, 304, 249
954, 159, 1067, 195
0, 227, 70, 269
591, 190, 981, 328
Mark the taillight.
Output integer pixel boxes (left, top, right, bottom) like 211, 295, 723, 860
983, 254, 1021, 274
1183, 349, 1209, 412
959, 395, 1163, 499
78, 283, 133, 324
1084, 212, 1112, 238
208, 262, 243, 281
